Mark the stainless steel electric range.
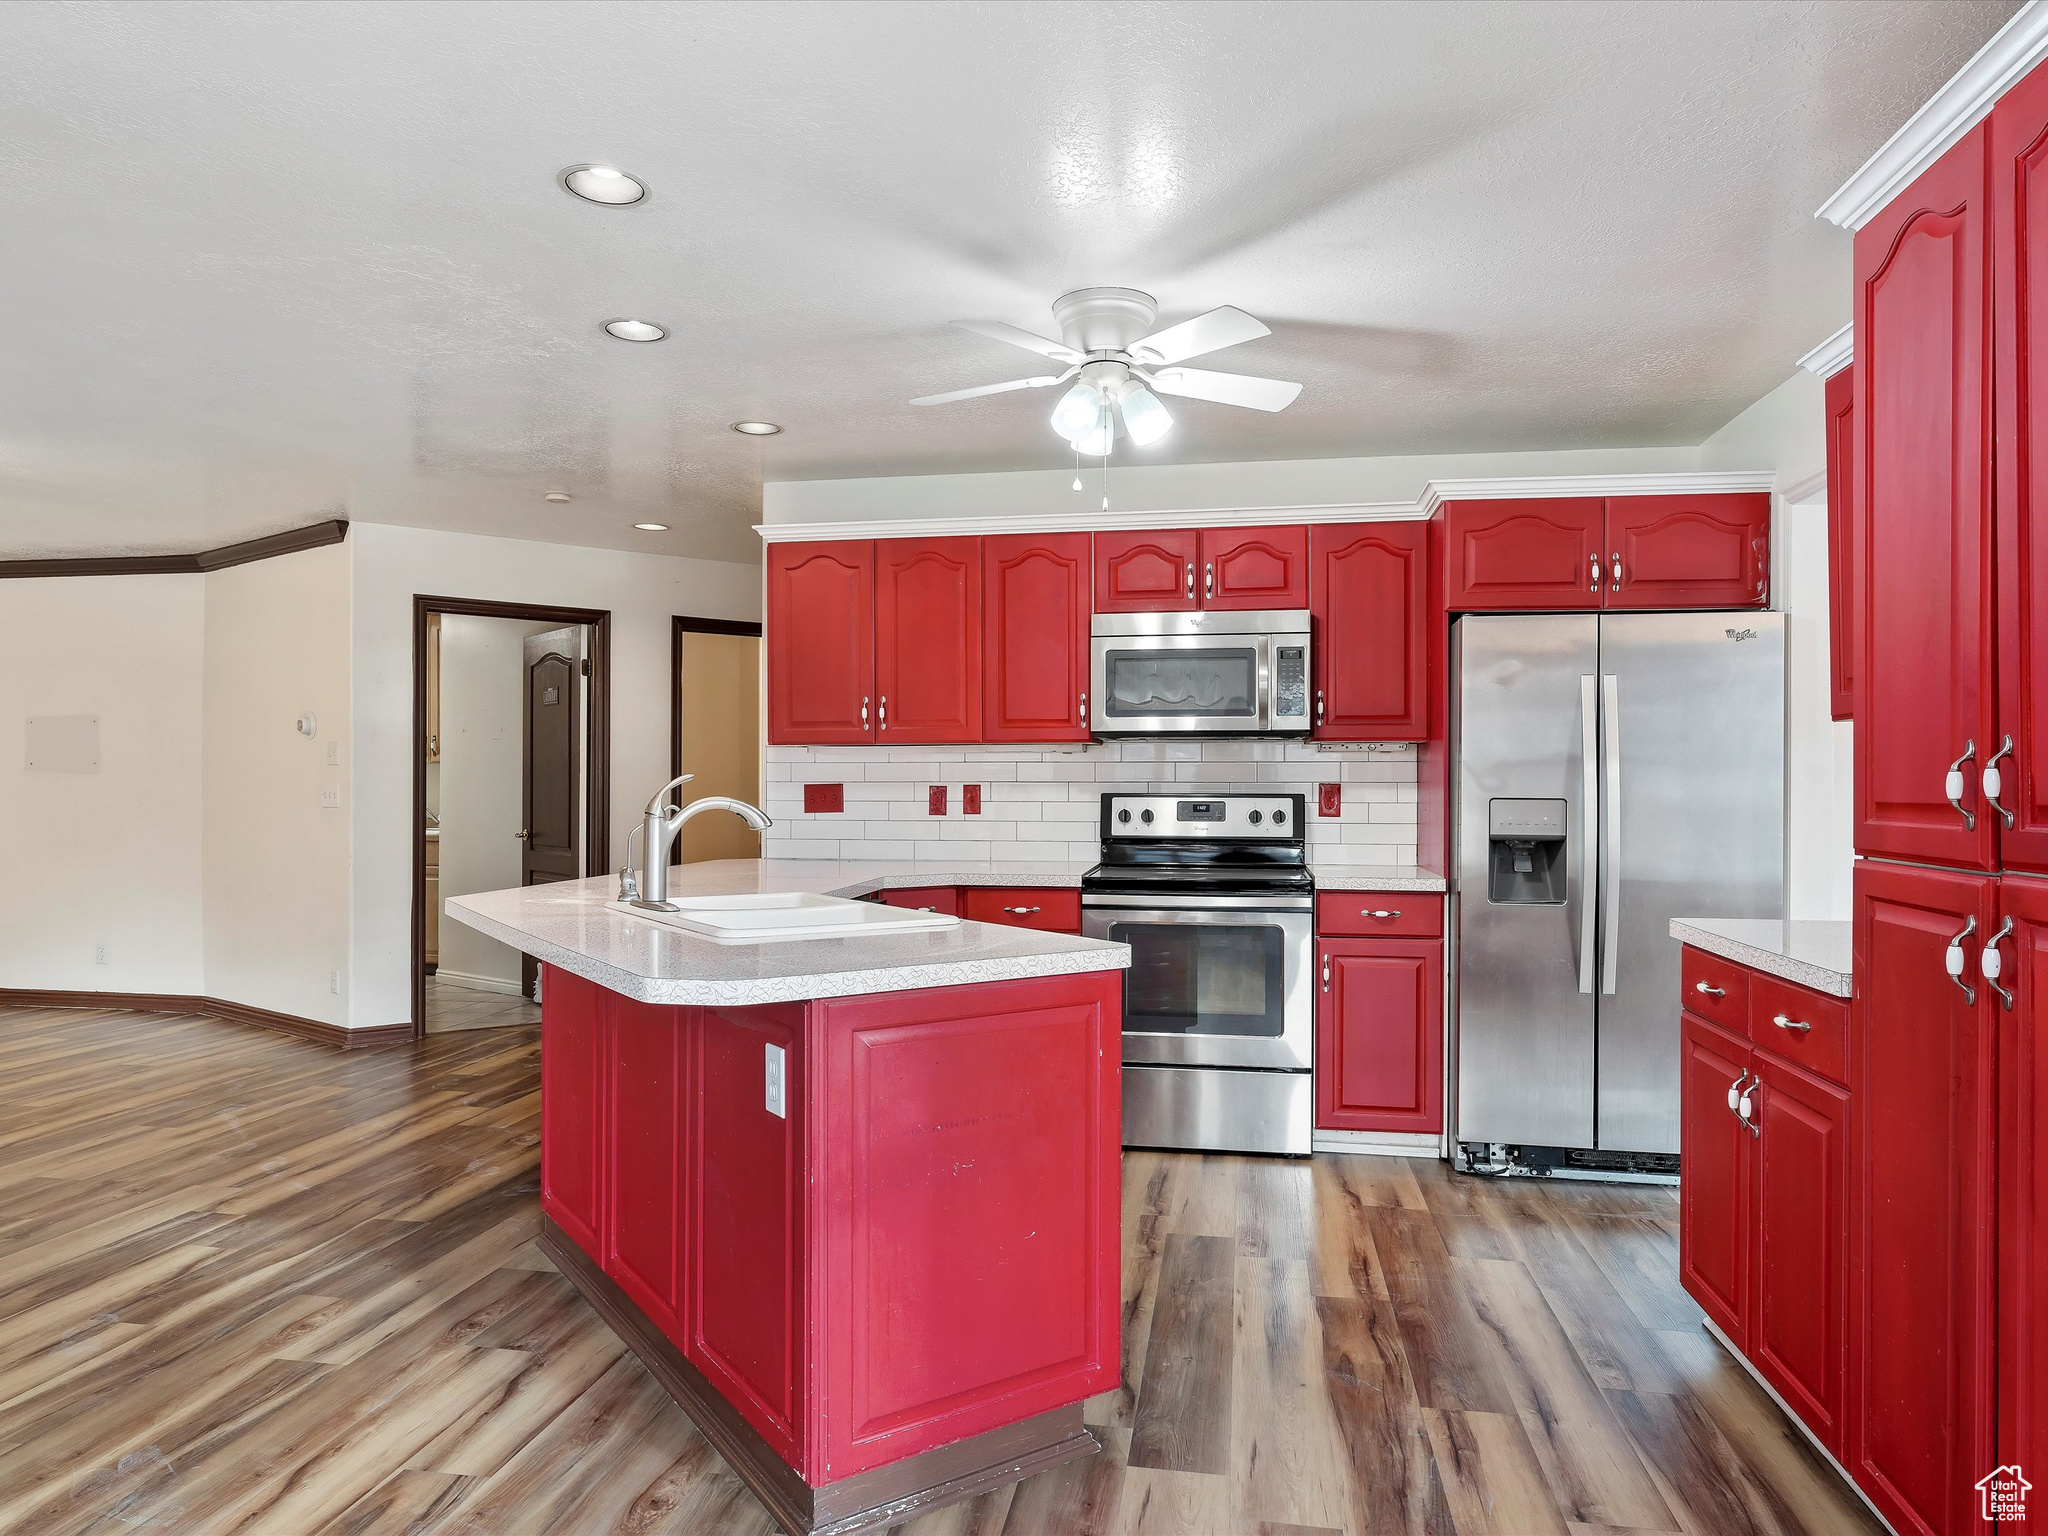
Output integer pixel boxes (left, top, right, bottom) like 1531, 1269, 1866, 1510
1081, 791, 1312, 1156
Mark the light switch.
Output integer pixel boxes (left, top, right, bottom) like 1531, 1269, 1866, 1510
326, 741, 340, 767
764, 1042, 786, 1118
321, 785, 341, 808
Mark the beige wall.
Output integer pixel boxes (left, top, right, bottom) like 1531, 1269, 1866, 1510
676, 630, 763, 864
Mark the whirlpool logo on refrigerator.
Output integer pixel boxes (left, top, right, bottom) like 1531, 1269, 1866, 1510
1725, 628, 1760, 642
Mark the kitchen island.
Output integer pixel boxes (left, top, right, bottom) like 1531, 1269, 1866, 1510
446, 863, 1130, 1536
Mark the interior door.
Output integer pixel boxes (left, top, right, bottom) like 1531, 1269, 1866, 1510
1311, 521, 1429, 741
1597, 613, 1784, 1155
982, 533, 1090, 742
873, 536, 981, 743
522, 625, 586, 997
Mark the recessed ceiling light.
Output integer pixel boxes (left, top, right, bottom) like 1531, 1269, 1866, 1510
731, 421, 782, 435
543, 490, 573, 504
604, 318, 666, 342
558, 164, 648, 206
633, 522, 670, 532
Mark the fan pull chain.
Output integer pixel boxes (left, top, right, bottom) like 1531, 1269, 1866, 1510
1072, 447, 1083, 493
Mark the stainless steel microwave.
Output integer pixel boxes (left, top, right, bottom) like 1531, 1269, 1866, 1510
1088, 609, 1312, 736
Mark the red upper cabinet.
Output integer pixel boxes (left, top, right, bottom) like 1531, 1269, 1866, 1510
983, 533, 1091, 742
1854, 123, 1997, 871
1094, 529, 1197, 612
1999, 873, 2048, 1492
767, 541, 875, 744
1313, 938, 1443, 1134
1826, 367, 1857, 721
1679, 1010, 1751, 1349
1443, 498, 1603, 610
1310, 522, 1429, 740
1603, 494, 1769, 610
1200, 525, 1308, 609
874, 538, 981, 744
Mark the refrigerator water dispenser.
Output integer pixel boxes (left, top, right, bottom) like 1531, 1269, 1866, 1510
1488, 799, 1566, 904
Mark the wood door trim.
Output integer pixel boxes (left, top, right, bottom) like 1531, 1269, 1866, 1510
0, 988, 411, 1050
0, 519, 349, 579
671, 614, 764, 782
412, 596, 611, 1042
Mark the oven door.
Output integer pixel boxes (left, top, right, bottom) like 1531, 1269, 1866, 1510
1091, 632, 1270, 734
1082, 894, 1314, 1070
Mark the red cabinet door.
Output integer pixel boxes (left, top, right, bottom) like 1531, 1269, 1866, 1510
1854, 124, 1997, 870
606, 995, 688, 1345
1313, 938, 1443, 1134
1849, 860, 1997, 1536
961, 887, 1082, 933
1603, 494, 1770, 609
874, 537, 981, 744
1998, 874, 2048, 1491
1310, 522, 1429, 740
1443, 498, 1603, 610
766, 540, 874, 744
1995, 72, 2048, 877
1200, 525, 1308, 609
982, 533, 1090, 742
1749, 1049, 1848, 1455
878, 886, 961, 915
1094, 529, 1197, 612
1826, 367, 1856, 721
540, 964, 607, 1260
1679, 1010, 1751, 1349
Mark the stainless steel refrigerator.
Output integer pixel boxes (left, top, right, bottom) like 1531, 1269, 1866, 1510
1452, 612, 1785, 1169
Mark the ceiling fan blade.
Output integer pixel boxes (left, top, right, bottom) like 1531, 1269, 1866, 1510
1128, 306, 1270, 365
953, 319, 1084, 364
1148, 366, 1302, 412
910, 374, 1064, 406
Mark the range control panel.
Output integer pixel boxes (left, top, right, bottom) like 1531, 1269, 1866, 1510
1102, 793, 1305, 841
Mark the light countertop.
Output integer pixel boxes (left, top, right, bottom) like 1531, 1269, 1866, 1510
1670, 918, 1852, 998
1311, 865, 1448, 892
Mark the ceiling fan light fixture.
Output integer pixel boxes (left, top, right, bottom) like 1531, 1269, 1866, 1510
1119, 384, 1173, 447
1069, 400, 1116, 458
1049, 380, 1101, 443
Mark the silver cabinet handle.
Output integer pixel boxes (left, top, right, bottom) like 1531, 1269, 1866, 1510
1985, 734, 2016, 829
1946, 740, 1978, 831
1589, 552, 1600, 595
1771, 1013, 1811, 1034
1316, 688, 1326, 727
1984, 915, 2015, 1011
1947, 913, 1979, 1005
1578, 675, 1598, 994
1726, 1069, 1750, 1114
1079, 691, 1088, 727
1601, 673, 1622, 996
1612, 553, 1622, 587
1002, 905, 1042, 915
1694, 980, 1725, 998
1205, 561, 1215, 598
1321, 955, 1332, 992
1727, 1071, 1758, 1136
878, 695, 887, 731
1362, 909, 1401, 919
860, 695, 870, 729
1185, 562, 1195, 598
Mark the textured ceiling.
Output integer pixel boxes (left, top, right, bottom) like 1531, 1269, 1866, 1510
0, 0, 2019, 564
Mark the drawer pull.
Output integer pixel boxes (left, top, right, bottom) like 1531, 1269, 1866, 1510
1694, 980, 1725, 998
1002, 905, 1042, 916
1771, 1013, 1811, 1034
1363, 909, 1401, 919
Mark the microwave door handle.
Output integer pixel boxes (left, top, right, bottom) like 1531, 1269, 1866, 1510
1601, 672, 1622, 996
1579, 674, 1598, 995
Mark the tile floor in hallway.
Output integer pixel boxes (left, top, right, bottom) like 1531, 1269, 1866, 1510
424, 972, 542, 1033
0, 1003, 1880, 1535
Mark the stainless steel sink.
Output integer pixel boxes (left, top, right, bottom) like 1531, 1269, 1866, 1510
608, 891, 960, 944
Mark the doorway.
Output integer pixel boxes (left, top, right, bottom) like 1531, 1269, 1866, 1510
413, 596, 611, 1039
671, 615, 764, 865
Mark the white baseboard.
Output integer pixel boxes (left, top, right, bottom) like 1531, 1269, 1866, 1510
432, 969, 526, 998
1311, 1130, 1443, 1159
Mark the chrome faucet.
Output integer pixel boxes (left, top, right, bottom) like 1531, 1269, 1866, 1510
626, 774, 773, 911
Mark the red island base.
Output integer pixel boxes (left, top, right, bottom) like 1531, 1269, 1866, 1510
536, 963, 1124, 1535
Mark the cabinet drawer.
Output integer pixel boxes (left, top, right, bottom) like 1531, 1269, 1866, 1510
1316, 892, 1443, 938
1681, 947, 1750, 1029
962, 888, 1081, 933
1747, 973, 1849, 1087
878, 886, 961, 916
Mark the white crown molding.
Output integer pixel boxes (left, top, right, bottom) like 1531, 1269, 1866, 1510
1778, 468, 1828, 506
756, 472, 1773, 544
1796, 323, 1854, 379
1817, 0, 2048, 231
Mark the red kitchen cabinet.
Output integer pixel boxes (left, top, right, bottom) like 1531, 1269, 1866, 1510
1853, 124, 1997, 871
1199, 525, 1309, 609
877, 886, 961, 915
541, 966, 608, 1261
1313, 938, 1443, 1134
607, 995, 688, 1345
1094, 529, 1197, 612
1679, 1009, 1751, 1349
1999, 874, 2048, 1490
1749, 1049, 1849, 1453
1310, 522, 1429, 740
1826, 366, 1856, 721
962, 887, 1081, 933
1443, 498, 1603, 610
1603, 494, 1770, 610
1849, 860, 1997, 1536
767, 541, 875, 744
983, 533, 1091, 742
874, 537, 981, 743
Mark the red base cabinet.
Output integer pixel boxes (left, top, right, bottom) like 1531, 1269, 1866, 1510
1313, 937, 1443, 1133
1679, 1009, 1752, 1351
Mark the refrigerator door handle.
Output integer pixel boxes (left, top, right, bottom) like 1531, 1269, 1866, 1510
1579, 674, 1599, 995
1601, 673, 1622, 996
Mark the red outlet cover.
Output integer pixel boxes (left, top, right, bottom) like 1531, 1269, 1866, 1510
962, 784, 982, 815
928, 785, 948, 816
803, 783, 844, 814
1318, 782, 1342, 817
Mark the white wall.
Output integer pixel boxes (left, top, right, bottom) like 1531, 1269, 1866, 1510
201, 542, 353, 1024
0, 576, 206, 994
349, 523, 762, 1029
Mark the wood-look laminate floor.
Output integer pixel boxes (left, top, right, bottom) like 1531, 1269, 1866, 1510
0, 1004, 1882, 1536
423, 973, 542, 1033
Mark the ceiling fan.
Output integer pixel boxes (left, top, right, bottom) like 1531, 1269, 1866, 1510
911, 287, 1302, 455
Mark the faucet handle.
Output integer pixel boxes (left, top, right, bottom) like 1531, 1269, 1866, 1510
618, 865, 639, 901
643, 773, 696, 815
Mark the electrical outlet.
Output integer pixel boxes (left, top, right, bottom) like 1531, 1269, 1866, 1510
94, 942, 108, 966
326, 741, 340, 767
962, 783, 981, 815
321, 784, 341, 809
928, 785, 948, 816
330, 969, 341, 995
764, 1042, 786, 1118
803, 783, 844, 814
1318, 782, 1342, 817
